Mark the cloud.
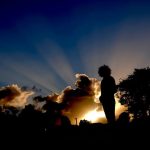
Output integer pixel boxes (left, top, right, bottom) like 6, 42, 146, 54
0, 84, 34, 107
46, 74, 101, 124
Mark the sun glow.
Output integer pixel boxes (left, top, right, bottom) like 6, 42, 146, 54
83, 108, 105, 123
82, 94, 127, 123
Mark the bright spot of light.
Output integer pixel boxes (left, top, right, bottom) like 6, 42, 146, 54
83, 108, 105, 123
82, 94, 127, 124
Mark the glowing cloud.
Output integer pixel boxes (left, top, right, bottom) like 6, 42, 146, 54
0, 84, 34, 107
45, 74, 101, 124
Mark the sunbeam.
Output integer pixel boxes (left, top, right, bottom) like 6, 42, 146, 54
37, 40, 75, 86
0, 53, 59, 93
78, 18, 150, 83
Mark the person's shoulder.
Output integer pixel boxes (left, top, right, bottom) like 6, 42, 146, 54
109, 76, 115, 82
109, 76, 114, 79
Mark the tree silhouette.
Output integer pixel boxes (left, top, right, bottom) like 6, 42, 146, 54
79, 119, 91, 127
118, 67, 150, 119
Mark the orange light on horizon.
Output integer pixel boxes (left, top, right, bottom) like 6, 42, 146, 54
81, 96, 127, 123
83, 108, 105, 123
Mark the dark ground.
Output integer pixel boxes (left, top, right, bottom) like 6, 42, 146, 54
1, 122, 149, 149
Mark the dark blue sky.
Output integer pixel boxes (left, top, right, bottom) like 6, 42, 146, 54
0, 0, 150, 94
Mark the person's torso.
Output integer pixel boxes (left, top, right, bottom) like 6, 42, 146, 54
101, 76, 116, 98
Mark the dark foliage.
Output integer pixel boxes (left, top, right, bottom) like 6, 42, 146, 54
119, 67, 150, 118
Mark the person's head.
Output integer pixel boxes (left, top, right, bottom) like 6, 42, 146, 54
98, 65, 111, 77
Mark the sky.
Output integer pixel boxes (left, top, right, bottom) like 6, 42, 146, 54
0, 0, 150, 95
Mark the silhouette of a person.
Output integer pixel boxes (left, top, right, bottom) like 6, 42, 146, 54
98, 65, 116, 124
